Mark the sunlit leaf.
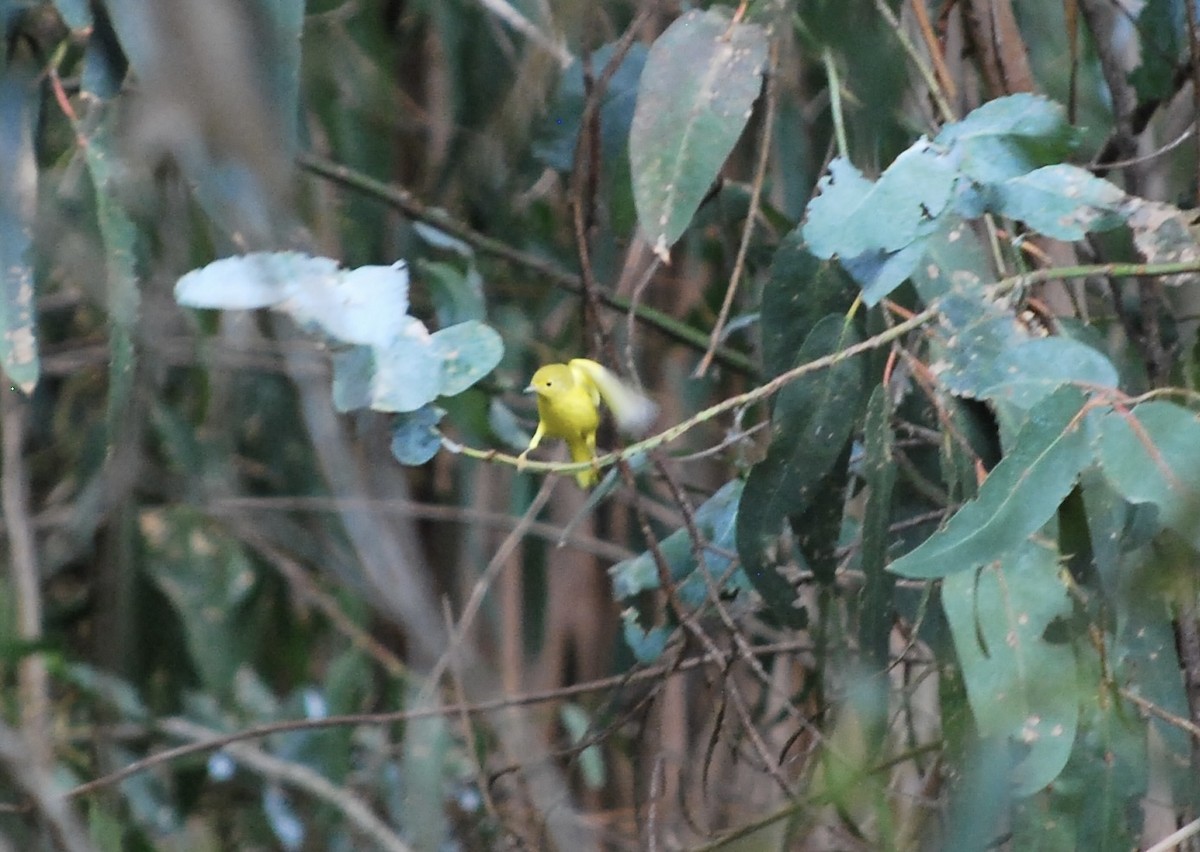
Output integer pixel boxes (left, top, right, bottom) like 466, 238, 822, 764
888, 386, 1093, 578
630, 8, 767, 258
942, 540, 1079, 796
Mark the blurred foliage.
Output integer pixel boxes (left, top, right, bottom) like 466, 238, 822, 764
3, 0, 1200, 850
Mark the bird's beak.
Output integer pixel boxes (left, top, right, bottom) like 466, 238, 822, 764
524, 384, 537, 394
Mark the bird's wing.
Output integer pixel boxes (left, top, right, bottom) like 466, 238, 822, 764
569, 359, 658, 435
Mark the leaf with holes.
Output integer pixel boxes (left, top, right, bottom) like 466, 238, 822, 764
630, 8, 767, 259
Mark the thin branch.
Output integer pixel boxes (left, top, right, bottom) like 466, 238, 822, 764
28, 641, 812, 810
422, 474, 557, 699
297, 152, 754, 375
696, 39, 779, 377
1, 387, 49, 767
446, 258, 1200, 481
471, 0, 573, 67
158, 717, 413, 852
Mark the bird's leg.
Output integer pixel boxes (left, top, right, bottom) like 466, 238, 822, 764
517, 422, 546, 471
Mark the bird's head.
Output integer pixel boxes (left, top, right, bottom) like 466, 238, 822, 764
525, 363, 575, 398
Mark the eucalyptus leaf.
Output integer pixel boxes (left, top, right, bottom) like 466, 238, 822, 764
994, 164, 1125, 241
1097, 401, 1200, 547
804, 139, 957, 259
941, 540, 1079, 796
0, 64, 40, 393
630, 8, 767, 257
737, 315, 864, 624
888, 386, 1093, 578
390, 405, 445, 466
431, 320, 504, 397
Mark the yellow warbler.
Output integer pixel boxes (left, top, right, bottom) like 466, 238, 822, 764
520, 358, 658, 488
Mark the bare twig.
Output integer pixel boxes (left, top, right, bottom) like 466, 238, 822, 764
158, 717, 413, 852
696, 39, 778, 377
1, 387, 49, 767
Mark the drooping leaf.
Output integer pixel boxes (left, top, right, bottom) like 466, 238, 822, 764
83, 107, 141, 436
1128, 0, 1184, 102
888, 386, 1093, 578
620, 610, 671, 664
737, 315, 865, 624
418, 259, 486, 326
941, 540, 1079, 796
630, 8, 767, 258
1096, 401, 1200, 547
52, 0, 92, 30
994, 164, 1125, 241
1012, 650, 1146, 849
390, 405, 446, 466
0, 63, 41, 393
259, 0, 305, 151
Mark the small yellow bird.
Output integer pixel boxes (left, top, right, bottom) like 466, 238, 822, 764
520, 358, 658, 487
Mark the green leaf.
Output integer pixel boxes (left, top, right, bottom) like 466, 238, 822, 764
620, 609, 672, 664
138, 508, 258, 691
630, 8, 767, 257
910, 217, 997, 303
259, 0, 305, 150
994, 165, 1126, 241
0, 64, 41, 393
934, 94, 1075, 186
418, 259, 486, 326
859, 386, 897, 668
390, 405, 445, 466
431, 320, 504, 397
536, 41, 648, 172
760, 235, 856, 379
611, 479, 746, 608
370, 332, 442, 412
888, 386, 1093, 578
331, 346, 373, 412
1128, 0, 1183, 102
941, 540, 1079, 796
52, 0, 91, 30
737, 315, 864, 624
560, 704, 606, 790
83, 108, 141, 437
804, 140, 957, 259
1096, 401, 1200, 548
400, 686, 451, 851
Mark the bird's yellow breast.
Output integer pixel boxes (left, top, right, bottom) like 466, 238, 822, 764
535, 384, 600, 440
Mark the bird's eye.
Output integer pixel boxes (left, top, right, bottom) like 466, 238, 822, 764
546, 381, 553, 387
